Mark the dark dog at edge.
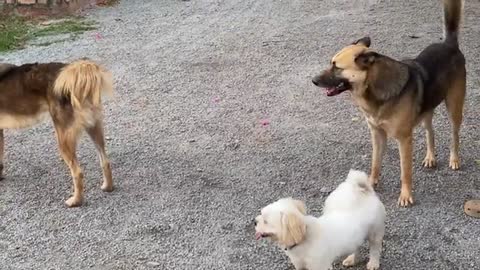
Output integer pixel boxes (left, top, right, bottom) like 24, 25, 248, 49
0, 59, 114, 207
312, 0, 465, 207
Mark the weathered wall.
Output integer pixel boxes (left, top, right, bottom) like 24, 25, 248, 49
1, 0, 99, 16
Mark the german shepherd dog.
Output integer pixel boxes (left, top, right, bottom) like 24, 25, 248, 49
0, 59, 114, 207
312, 0, 465, 207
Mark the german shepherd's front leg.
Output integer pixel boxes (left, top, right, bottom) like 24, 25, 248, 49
0, 129, 4, 180
396, 135, 414, 207
368, 124, 387, 186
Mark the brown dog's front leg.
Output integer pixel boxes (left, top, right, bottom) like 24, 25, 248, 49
368, 124, 387, 186
396, 135, 414, 207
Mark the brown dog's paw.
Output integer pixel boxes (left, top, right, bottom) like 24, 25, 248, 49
65, 196, 83, 207
398, 189, 414, 207
422, 155, 436, 168
101, 182, 114, 192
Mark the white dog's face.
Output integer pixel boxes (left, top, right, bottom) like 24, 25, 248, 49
254, 198, 307, 248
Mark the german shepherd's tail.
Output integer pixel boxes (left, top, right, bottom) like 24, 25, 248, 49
443, 0, 463, 47
53, 59, 113, 111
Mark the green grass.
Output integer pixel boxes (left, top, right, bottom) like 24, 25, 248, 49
0, 16, 97, 53
33, 19, 97, 37
0, 16, 31, 52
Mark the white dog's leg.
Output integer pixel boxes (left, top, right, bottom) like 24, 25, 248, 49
290, 258, 304, 270
367, 228, 384, 270
342, 250, 358, 267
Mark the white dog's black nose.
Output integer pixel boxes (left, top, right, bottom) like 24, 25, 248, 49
253, 219, 257, 226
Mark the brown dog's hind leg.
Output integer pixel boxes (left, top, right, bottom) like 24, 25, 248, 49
86, 120, 113, 192
368, 124, 387, 186
422, 111, 436, 168
397, 135, 414, 207
445, 75, 466, 170
0, 129, 4, 180
54, 125, 84, 207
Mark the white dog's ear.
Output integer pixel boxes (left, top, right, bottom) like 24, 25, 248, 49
279, 212, 306, 247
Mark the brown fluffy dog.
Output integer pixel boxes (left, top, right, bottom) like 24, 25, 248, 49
0, 59, 114, 207
312, 0, 465, 207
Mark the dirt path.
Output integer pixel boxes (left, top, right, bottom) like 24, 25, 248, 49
0, 1, 479, 269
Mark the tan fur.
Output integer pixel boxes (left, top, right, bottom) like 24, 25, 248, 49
54, 60, 113, 111
333, 45, 369, 87
445, 74, 466, 170
279, 212, 306, 248
0, 111, 48, 129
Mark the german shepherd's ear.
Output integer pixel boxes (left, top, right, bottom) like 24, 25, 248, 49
355, 51, 378, 70
365, 55, 410, 101
352, 36, 371, 47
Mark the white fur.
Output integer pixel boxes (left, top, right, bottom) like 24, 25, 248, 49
255, 169, 386, 270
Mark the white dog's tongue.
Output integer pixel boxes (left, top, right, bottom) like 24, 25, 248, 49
255, 232, 263, 240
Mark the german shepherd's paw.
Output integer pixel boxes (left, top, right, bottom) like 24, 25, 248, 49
398, 189, 414, 207
368, 176, 379, 186
422, 155, 437, 168
366, 260, 380, 270
449, 156, 460, 170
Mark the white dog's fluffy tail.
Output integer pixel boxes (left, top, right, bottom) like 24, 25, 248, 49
323, 169, 380, 215
345, 169, 373, 193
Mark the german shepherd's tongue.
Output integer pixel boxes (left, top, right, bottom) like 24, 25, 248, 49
326, 87, 339, 96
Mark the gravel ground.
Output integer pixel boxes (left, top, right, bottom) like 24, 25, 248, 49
0, 1, 479, 269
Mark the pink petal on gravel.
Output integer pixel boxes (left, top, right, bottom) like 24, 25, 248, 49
94, 33, 103, 40
260, 119, 270, 126
212, 96, 221, 103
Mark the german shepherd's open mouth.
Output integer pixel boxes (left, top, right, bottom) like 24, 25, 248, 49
312, 75, 351, 96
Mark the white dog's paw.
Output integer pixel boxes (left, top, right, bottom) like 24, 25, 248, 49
366, 259, 380, 270
342, 254, 357, 267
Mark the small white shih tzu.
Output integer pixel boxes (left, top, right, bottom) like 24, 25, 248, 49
254, 170, 386, 270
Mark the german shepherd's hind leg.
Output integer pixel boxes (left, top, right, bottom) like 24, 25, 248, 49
421, 111, 436, 168
86, 119, 113, 192
0, 129, 4, 180
54, 125, 84, 207
397, 135, 414, 207
445, 75, 466, 170
368, 123, 387, 186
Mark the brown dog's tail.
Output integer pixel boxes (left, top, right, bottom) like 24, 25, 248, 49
443, 0, 463, 47
53, 59, 113, 111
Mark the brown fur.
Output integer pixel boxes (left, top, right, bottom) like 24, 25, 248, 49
0, 59, 114, 207
312, 0, 465, 207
